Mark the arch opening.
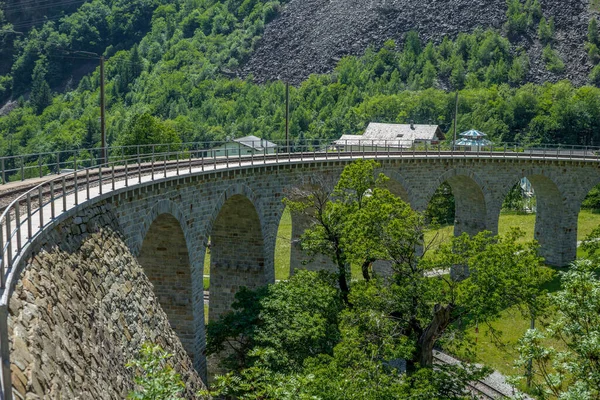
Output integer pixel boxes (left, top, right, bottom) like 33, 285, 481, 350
275, 206, 292, 281
497, 174, 574, 266
575, 183, 600, 259
497, 179, 536, 242
208, 194, 266, 321
425, 175, 487, 246
138, 213, 195, 359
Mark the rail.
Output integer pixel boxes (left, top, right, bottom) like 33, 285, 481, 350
1, 139, 599, 399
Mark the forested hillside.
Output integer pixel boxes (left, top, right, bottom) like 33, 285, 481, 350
1, 0, 600, 163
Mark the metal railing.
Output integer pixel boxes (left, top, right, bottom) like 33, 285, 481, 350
1, 138, 600, 400
2, 140, 600, 185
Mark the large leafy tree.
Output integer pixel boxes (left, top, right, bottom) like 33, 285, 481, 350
515, 259, 600, 399
287, 160, 550, 368
206, 270, 343, 373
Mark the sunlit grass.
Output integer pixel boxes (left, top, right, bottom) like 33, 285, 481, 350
441, 210, 600, 392
274, 207, 292, 281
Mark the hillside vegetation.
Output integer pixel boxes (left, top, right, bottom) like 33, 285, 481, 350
1, 0, 600, 163
242, 0, 597, 85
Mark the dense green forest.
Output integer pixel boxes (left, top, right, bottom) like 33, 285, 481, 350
1, 0, 600, 160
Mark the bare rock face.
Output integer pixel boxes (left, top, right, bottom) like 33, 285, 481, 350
7, 203, 205, 399
240, 0, 593, 85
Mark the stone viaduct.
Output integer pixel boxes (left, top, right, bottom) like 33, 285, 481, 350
2, 152, 600, 391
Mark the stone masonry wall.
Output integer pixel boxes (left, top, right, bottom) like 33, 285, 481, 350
8, 202, 205, 399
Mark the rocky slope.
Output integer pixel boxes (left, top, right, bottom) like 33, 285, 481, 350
240, 0, 595, 85
8, 203, 205, 399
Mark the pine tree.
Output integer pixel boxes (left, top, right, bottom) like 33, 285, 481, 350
29, 57, 52, 115
538, 17, 554, 44
589, 18, 599, 46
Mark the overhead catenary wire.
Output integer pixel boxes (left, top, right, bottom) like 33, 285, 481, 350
9, 14, 65, 29
2, 0, 88, 12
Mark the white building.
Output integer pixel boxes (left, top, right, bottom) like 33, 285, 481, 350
334, 122, 445, 151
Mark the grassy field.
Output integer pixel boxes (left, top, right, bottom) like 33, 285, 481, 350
437, 210, 600, 392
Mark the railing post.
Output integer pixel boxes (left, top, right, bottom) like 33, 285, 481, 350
62, 177, 66, 212
125, 159, 129, 187
111, 165, 115, 191
99, 166, 103, 195
6, 213, 12, 264
176, 152, 180, 176
27, 193, 32, 239
38, 187, 43, 228
38, 157, 42, 178
164, 153, 167, 178
20, 156, 24, 181
138, 153, 142, 184
239, 142, 242, 167
1, 158, 5, 184
86, 169, 90, 199
74, 164, 79, 206
50, 181, 55, 219
0, 304, 13, 400
15, 202, 21, 252
189, 151, 192, 174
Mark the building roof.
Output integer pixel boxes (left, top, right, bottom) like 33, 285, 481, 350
460, 129, 487, 139
234, 135, 277, 150
334, 123, 444, 148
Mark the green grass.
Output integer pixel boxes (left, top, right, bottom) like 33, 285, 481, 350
425, 210, 600, 248
274, 207, 292, 281
440, 210, 600, 391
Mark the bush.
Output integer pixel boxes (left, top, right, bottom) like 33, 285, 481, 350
126, 343, 185, 400
542, 45, 565, 73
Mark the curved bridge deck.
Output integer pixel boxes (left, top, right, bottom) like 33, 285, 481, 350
1, 146, 600, 399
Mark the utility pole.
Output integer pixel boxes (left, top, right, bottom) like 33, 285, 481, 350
453, 91, 459, 150
62, 50, 107, 164
285, 82, 290, 153
100, 56, 106, 165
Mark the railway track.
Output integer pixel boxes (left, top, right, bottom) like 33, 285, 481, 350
432, 352, 511, 399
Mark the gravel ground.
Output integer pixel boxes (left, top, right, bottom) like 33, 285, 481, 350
240, 0, 595, 86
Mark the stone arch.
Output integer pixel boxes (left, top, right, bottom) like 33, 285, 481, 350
284, 171, 343, 276
381, 169, 415, 208
426, 169, 489, 237
206, 184, 269, 321
496, 169, 572, 266
137, 200, 197, 364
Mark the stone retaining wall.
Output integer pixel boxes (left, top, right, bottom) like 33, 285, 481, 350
8, 202, 205, 399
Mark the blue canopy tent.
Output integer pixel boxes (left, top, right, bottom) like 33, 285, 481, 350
454, 129, 492, 148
